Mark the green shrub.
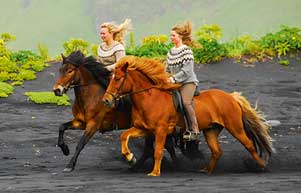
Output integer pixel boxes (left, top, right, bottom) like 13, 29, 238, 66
0, 81, 14, 97
21, 60, 49, 72
0, 71, 10, 82
193, 38, 227, 64
0, 56, 18, 72
126, 34, 172, 58
193, 24, 227, 64
90, 44, 98, 58
10, 50, 41, 63
278, 59, 290, 66
1, 33, 16, 43
260, 25, 301, 58
38, 43, 51, 61
62, 38, 90, 56
24, 92, 70, 106
17, 69, 36, 80
195, 24, 222, 41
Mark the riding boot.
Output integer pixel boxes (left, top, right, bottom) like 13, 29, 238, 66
183, 102, 200, 141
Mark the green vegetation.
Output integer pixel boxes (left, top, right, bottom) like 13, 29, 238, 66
260, 25, 301, 58
2, 0, 301, 55
126, 34, 172, 60
0, 32, 49, 94
1, 3, 301, 104
24, 92, 70, 106
58, 24, 301, 64
0, 82, 14, 98
0, 36, 49, 85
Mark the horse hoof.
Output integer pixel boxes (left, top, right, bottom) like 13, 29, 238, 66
147, 172, 160, 177
199, 167, 210, 174
62, 167, 73, 172
128, 156, 137, 167
60, 145, 70, 156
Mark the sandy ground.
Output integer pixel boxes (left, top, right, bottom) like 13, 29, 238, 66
0, 56, 301, 193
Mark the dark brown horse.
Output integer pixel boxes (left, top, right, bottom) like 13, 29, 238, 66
102, 56, 274, 176
53, 51, 178, 172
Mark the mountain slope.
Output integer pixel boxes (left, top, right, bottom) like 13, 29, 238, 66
1, 0, 301, 54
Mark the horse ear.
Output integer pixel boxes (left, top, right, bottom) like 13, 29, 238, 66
121, 62, 129, 72
61, 53, 66, 63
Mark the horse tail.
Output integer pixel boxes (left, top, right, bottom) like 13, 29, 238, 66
231, 92, 274, 161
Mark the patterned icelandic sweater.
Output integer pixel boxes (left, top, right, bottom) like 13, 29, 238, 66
97, 41, 125, 69
166, 45, 199, 85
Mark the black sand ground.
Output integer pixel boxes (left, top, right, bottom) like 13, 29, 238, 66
0, 56, 300, 193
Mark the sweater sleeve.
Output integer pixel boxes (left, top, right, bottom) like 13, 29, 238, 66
172, 59, 194, 83
105, 48, 125, 71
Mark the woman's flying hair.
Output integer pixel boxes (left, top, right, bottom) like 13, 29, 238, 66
171, 20, 193, 47
100, 18, 132, 45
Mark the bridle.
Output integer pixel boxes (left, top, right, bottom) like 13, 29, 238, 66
106, 69, 156, 103
59, 64, 97, 91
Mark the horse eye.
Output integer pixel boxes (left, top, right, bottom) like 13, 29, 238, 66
67, 70, 73, 74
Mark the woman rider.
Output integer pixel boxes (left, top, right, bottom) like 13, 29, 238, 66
98, 18, 132, 72
166, 21, 200, 141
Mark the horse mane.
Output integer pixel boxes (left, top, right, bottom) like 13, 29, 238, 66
64, 51, 111, 89
116, 56, 181, 90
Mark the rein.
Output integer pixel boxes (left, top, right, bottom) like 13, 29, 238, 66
69, 81, 98, 89
107, 69, 159, 102
114, 86, 156, 100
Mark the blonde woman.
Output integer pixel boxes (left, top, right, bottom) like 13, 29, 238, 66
98, 18, 132, 71
166, 21, 200, 141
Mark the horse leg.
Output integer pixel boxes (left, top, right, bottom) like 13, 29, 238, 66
165, 135, 179, 166
63, 122, 98, 172
58, 120, 84, 156
132, 135, 155, 170
227, 126, 266, 168
201, 127, 222, 174
148, 130, 167, 177
133, 135, 177, 170
120, 127, 146, 167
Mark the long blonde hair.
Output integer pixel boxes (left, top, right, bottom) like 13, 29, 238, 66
171, 20, 193, 47
100, 18, 132, 45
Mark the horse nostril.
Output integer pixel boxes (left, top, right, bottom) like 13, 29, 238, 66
103, 99, 108, 104
53, 89, 62, 96
103, 99, 111, 107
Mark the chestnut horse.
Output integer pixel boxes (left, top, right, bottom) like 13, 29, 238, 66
53, 51, 178, 172
102, 56, 274, 176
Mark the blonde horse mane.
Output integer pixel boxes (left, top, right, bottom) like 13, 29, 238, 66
116, 56, 181, 90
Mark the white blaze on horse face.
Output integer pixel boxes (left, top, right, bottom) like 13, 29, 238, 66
112, 73, 115, 79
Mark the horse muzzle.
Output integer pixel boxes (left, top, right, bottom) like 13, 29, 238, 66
102, 98, 115, 108
53, 85, 67, 96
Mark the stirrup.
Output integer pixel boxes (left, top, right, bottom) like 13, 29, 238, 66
183, 130, 201, 141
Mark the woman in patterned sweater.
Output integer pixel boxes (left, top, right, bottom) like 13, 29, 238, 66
166, 21, 200, 141
98, 18, 132, 72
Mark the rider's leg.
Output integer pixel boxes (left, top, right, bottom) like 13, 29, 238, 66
180, 83, 200, 140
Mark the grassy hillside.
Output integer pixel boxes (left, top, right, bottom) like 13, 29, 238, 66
0, 0, 96, 55
1, 0, 301, 55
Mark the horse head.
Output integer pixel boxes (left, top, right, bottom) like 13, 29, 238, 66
53, 51, 85, 96
103, 60, 130, 108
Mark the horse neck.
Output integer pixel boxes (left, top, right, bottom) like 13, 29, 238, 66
128, 70, 162, 106
74, 66, 105, 101
129, 70, 154, 91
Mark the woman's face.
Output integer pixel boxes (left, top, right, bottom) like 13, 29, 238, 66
100, 27, 113, 43
170, 30, 181, 45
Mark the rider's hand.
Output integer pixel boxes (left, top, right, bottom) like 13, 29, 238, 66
168, 77, 175, 83
105, 65, 115, 72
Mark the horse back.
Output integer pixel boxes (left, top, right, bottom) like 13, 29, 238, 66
194, 89, 243, 128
